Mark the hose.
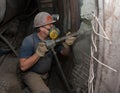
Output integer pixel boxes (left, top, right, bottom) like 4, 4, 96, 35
51, 47, 73, 93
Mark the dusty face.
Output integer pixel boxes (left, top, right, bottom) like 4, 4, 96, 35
38, 24, 53, 40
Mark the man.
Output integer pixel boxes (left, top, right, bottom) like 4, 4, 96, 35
19, 12, 76, 93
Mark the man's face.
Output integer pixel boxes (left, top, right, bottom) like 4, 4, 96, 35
39, 24, 53, 39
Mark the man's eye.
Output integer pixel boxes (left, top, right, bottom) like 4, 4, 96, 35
43, 27, 50, 30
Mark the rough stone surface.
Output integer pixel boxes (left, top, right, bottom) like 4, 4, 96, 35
0, 54, 24, 93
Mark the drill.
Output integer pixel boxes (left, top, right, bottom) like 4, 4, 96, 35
46, 27, 80, 49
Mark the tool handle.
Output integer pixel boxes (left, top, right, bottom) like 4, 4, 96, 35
55, 31, 79, 43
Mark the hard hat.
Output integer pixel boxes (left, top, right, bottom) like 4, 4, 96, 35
34, 12, 56, 28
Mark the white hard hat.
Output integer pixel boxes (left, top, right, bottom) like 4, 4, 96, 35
34, 12, 56, 28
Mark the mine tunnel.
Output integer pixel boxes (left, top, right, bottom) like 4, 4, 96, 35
0, 0, 96, 93
0, 0, 120, 93
0, 0, 82, 93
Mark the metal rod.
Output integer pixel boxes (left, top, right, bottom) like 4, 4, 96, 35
0, 34, 18, 57
55, 31, 80, 43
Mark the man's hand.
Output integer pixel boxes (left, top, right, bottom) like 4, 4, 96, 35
63, 32, 76, 48
36, 42, 48, 57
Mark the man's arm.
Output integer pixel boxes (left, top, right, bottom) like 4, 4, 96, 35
19, 42, 48, 71
60, 46, 70, 56
19, 53, 40, 71
60, 32, 76, 56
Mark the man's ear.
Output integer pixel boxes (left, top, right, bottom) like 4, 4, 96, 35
39, 27, 43, 31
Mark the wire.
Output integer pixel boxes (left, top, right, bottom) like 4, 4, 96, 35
91, 12, 110, 41
88, 12, 117, 93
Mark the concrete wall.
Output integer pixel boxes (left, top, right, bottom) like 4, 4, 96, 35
95, 0, 120, 93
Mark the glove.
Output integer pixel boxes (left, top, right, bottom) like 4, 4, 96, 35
36, 42, 48, 57
63, 32, 76, 48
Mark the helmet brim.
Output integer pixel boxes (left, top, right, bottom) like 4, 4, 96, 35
35, 20, 56, 28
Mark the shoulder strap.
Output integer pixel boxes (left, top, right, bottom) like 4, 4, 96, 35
32, 33, 36, 51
